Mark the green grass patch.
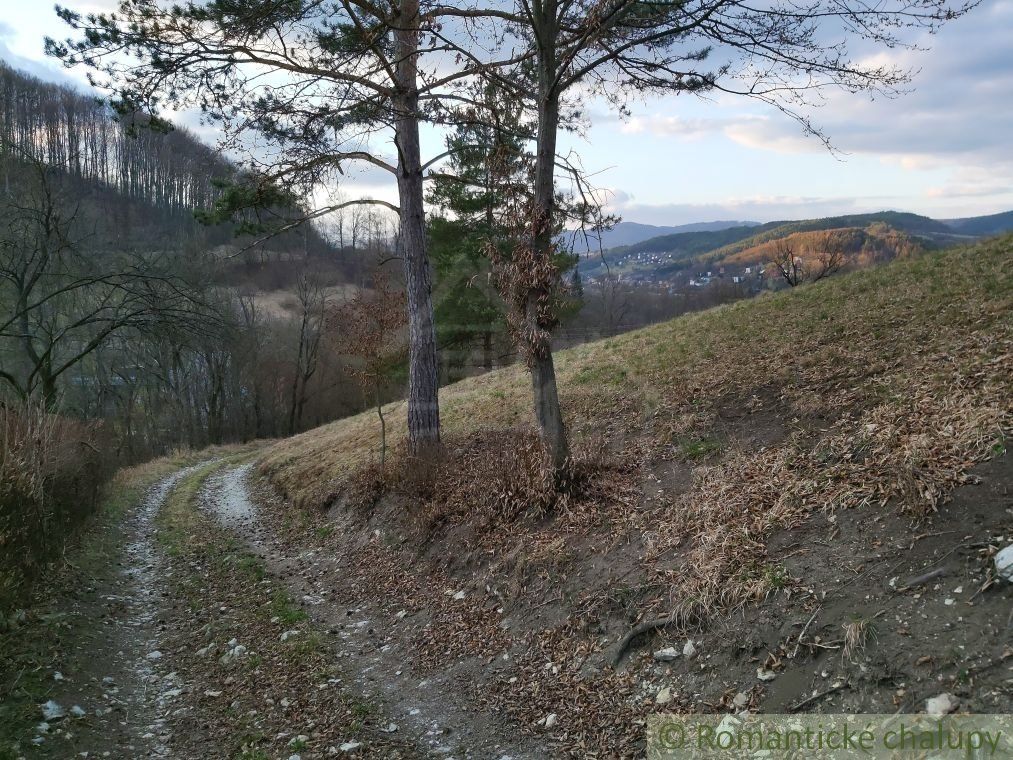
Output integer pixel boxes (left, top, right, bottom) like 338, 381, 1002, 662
315, 523, 336, 541
677, 436, 724, 460
269, 589, 309, 626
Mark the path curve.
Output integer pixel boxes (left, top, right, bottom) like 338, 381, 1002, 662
200, 463, 547, 759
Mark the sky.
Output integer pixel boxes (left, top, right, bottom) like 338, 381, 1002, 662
2, 0, 1011, 226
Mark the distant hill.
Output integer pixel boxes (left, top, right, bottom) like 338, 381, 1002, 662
579, 210, 1010, 282
942, 210, 1013, 236
567, 220, 758, 252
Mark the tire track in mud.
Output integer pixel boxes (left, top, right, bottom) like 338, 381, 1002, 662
198, 463, 546, 759
28, 464, 205, 759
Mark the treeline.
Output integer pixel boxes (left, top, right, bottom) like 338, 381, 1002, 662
0, 62, 224, 212
0, 153, 372, 456
0, 63, 338, 264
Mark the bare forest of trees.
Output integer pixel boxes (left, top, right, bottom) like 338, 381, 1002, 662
0, 63, 224, 214
0, 65, 387, 465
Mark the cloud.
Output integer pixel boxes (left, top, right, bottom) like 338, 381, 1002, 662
717, 0, 1013, 174
0, 23, 77, 86
604, 193, 896, 226
621, 114, 766, 141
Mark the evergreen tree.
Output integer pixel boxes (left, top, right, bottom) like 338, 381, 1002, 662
426, 85, 530, 377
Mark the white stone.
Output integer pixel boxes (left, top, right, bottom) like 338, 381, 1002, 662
452, 590, 466, 601
339, 741, 362, 753
655, 687, 673, 705
756, 669, 777, 682
925, 693, 958, 716
996, 544, 1013, 582
715, 714, 742, 737
146, 651, 163, 660
683, 640, 698, 659
41, 701, 65, 721
653, 647, 680, 662
544, 713, 558, 729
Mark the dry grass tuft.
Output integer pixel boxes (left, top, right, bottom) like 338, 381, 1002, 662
842, 617, 874, 660
0, 404, 110, 611
336, 429, 636, 540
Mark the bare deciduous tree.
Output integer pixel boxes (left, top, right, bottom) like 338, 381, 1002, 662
770, 232, 846, 287
332, 274, 407, 467
288, 272, 328, 435
771, 238, 806, 287
810, 232, 847, 283
0, 147, 211, 406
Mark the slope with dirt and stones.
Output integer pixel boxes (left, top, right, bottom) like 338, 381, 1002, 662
252, 237, 1012, 756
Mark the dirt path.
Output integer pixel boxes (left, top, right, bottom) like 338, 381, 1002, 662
24, 465, 203, 759
197, 463, 547, 759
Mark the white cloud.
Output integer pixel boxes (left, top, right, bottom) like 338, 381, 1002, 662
605, 194, 901, 226
621, 114, 766, 141
718, 0, 1013, 174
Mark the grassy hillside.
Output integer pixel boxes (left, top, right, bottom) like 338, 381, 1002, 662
255, 237, 1010, 751
259, 238, 1004, 512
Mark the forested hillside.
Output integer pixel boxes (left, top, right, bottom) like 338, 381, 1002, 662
0, 65, 372, 458
580, 209, 1012, 284
0, 63, 224, 212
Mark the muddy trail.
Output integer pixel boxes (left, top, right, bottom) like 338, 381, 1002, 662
192, 463, 546, 759
9, 465, 203, 759
6, 460, 544, 760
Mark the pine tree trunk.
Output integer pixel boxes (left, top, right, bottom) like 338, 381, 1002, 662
529, 42, 570, 471
394, 0, 440, 451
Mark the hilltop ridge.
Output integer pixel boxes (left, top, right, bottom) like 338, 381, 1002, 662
580, 209, 1013, 284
